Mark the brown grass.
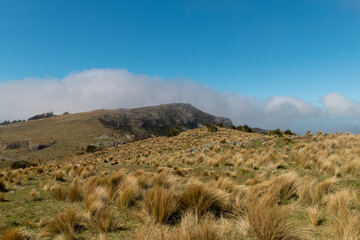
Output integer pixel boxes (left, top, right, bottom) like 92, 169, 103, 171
28, 189, 40, 201
53, 170, 66, 181
308, 206, 321, 227
247, 194, 301, 240
179, 184, 231, 217
40, 208, 86, 239
0, 228, 26, 240
142, 185, 181, 224
87, 206, 123, 233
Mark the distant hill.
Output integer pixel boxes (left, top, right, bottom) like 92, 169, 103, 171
98, 103, 232, 138
0, 103, 232, 164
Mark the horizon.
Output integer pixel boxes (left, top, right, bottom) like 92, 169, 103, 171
1, 1, 360, 134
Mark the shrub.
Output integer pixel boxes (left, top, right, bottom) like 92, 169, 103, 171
28, 111, 54, 121
166, 128, 181, 137
11, 160, 33, 170
207, 125, 219, 132
284, 129, 296, 135
86, 145, 98, 153
237, 125, 253, 133
268, 129, 283, 137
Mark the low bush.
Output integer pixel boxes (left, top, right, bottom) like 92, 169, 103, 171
86, 145, 98, 153
11, 160, 34, 170
166, 128, 181, 137
207, 125, 219, 132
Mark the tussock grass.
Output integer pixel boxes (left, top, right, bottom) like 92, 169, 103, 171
308, 206, 321, 227
86, 206, 123, 233
28, 189, 40, 201
246, 194, 302, 240
179, 184, 231, 217
40, 208, 86, 240
142, 185, 181, 224
0, 228, 26, 240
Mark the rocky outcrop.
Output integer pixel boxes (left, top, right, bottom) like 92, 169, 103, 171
4, 141, 29, 150
0, 141, 55, 151
98, 103, 233, 138
28, 141, 56, 151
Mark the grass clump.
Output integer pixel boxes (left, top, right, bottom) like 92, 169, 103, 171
40, 208, 86, 239
179, 184, 231, 217
87, 206, 123, 233
247, 195, 301, 240
0, 228, 26, 240
142, 185, 181, 224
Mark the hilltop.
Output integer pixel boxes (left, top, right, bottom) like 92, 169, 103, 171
0, 103, 231, 164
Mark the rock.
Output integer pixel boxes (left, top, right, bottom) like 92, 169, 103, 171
229, 141, 243, 147
29, 141, 56, 151
201, 142, 217, 152
189, 147, 197, 154
5, 141, 28, 150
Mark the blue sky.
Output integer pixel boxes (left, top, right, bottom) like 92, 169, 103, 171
1, 0, 360, 133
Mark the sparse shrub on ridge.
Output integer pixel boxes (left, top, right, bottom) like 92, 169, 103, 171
207, 125, 218, 132
268, 129, 283, 137
166, 128, 181, 137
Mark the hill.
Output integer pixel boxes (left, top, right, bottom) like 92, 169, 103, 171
0, 103, 232, 164
0, 127, 359, 239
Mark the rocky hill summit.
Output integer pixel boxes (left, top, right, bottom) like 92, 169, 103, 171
98, 103, 232, 138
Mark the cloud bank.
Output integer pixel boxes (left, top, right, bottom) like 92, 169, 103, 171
1, 68, 359, 134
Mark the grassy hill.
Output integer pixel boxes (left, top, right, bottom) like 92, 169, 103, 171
0, 127, 359, 239
0, 103, 232, 165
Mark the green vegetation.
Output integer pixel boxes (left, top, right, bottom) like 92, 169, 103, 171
207, 125, 219, 132
86, 145, 98, 153
237, 124, 253, 133
10, 160, 34, 169
166, 128, 181, 137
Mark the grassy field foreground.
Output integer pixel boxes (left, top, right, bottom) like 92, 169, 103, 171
0, 127, 359, 239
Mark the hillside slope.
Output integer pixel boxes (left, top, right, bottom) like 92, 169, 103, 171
0, 128, 359, 239
0, 103, 232, 163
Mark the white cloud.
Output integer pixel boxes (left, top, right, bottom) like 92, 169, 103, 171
321, 93, 360, 117
0, 68, 359, 133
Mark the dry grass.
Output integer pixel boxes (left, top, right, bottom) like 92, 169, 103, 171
308, 206, 321, 227
40, 208, 86, 239
0, 228, 26, 240
142, 185, 181, 224
179, 184, 231, 217
1, 127, 360, 239
86, 206, 123, 233
28, 189, 40, 201
247, 194, 301, 240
